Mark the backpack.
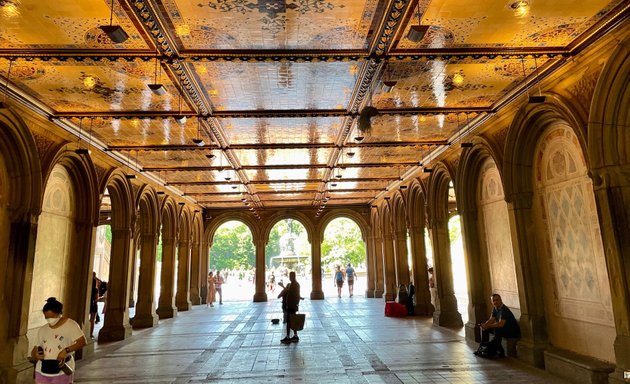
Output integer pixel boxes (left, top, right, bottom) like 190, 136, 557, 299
474, 338, 501, 358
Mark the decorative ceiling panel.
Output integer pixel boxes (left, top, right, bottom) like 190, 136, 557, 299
232, 148, 334, 167
75, 117, 200, 146
327, 180, 387, 191
375, 58, 553, 109
219, 117, 343, 145
193, 61, 359, 110
258, 192, 317, 201
254, 182, 320, 193
0, 60, 186, 112
332, 166, 410, 180
126, 150, 213, 168
244, 168, 326, 182
338, 146, 425, 166
0, 0, 147, 49
397, 0, 623, 49
164, 0, 380, 50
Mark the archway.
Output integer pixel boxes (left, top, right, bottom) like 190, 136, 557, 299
208, 220, 256, 302
321, 217, 367, 298
266, 218, 312, 298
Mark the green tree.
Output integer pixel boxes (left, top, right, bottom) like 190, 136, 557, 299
209, 221, 255, 271
321, 218, 365, 271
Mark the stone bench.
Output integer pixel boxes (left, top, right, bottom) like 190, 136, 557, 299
544, 347, 615, 384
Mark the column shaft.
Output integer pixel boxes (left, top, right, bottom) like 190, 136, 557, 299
175, 240, 192, 311
382, 234, 397, 301
132, 232, 158, 328
409, 226, 433, 315
157, 238, 177, 319
430, 220, 463, 327
310, 231, 324, 299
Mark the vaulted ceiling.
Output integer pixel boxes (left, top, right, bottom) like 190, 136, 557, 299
0, 0, 626, 214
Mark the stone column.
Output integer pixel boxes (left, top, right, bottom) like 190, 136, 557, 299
99, 226, 133, 341
0, 218, 38, 383
591, 172, 630, 383
189, 240, 201, 305
310, 229, 324, 299
382, 232, 397, 301
373, 234, 385, 298
157, 236, 177, 319
459, 207, 490, 341
253, 238, 267, 302
131, 230, 158, 328
506, 194, 548, 367
365, 234, 376, 297
175, 239, 192, 311
409, 225, 433, 315
394, 229, 410, 286
429, 218, 463, 327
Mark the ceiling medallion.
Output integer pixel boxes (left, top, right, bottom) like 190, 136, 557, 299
510, 1, 530, 18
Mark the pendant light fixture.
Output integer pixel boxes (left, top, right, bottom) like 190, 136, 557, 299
461, 113, 473, 148
407, 2, 430, 42
192, 117, 205, 146
99, 0, 129, 44
174, 77, 187, 125
528, 56, 546, 103
148, 55, 166, 95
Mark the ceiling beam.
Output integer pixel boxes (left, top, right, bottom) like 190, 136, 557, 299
168, 177, 399, 186
145, 161, 421, 172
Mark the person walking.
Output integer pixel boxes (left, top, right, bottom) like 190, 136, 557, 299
89, 271, 101, 338
345, 263, 357, 297
334, 265, 345, 298
30, 297, 87, 384
206, 271, 216, 307
215, 270, 224, 305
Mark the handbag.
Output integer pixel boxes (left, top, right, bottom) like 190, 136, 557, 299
41, 359, 62, 375
288, 313, 305, 331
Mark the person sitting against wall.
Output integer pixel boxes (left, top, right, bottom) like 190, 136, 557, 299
475, 293, 521, 357
30, 297, 87, 384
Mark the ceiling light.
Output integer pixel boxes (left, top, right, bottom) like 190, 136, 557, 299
99, 25, 129, 44
406, 25, 430, 43
371, 205, 378, 208
382, 80, 397, 93
452, 72, 464, 86
231, 185, 237, 190
192, 138, 205, 147
205, 153, 215, 159
174, 115, 187, 125
75, 148, 91, 155
335, 174, 342, 179
148, 83, 166, 96
157, 191, 165, 195
384, 196, 391, 200
83, 76, 97, 89
346, 151, 355, 158
331, 182, 338, 187
354, 135, 364, 142
399, 185, 408, 190
511, 1, 530, 18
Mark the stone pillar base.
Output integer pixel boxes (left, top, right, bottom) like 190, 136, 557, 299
131, 313, 159, 329
464, 321, 479, 342
414, 302, 434, 316
310, 291, 324, 300
200, 287, 207, 304
384, 292, 396, 301
373, 289, 384, 298
156, 306, 177, 319
253, 292, 268, 302
365, 289, 375, 298
176, 300, 192, 312
517, 338, 547, 368
0, 360, 34, 384
433, 309, 463, 327
98, 324, 132, 342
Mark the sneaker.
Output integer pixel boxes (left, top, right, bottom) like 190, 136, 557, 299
210, 304, 214, 307
220, 302, 223, 305
290, 335, 299, 343
280, 337, 291, 344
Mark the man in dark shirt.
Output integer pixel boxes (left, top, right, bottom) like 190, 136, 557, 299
281, 271, 301, 344
478, 294, 521, 356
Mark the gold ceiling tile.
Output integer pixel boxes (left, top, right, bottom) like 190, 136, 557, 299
233, 148, 334, 167
218, 117, 342, 145
194, 61, 359, 110
0, 0, 147, 49
397, 0, 621, 49
164, 0, 377, 50
83, 118, 201, 147
244, 168, 326, 182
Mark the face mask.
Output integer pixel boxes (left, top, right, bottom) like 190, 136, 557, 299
46, 316, 61, 326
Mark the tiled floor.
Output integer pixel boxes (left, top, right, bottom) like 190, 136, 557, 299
77, 298, 569, 383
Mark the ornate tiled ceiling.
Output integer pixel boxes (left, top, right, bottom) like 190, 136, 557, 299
0, 0, 627, 214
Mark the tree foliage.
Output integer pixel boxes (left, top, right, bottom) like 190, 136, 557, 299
321, 218, 365, 272
209, 221, 255, 271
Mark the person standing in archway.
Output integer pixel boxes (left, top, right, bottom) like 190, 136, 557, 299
345, 263, 357, 298
215, 270, 224, 305
206, 271, 216, 307
334, 265, 345, 298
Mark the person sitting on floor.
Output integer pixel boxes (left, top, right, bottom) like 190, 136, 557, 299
475, 293, 521, 357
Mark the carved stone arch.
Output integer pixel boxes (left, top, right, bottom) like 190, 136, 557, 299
427, 161, 456, 224
100, 169, 134, 231
262, 211, 314, 245
0, 106, 43, 220
317, 208, 369, 242
161, 197, 179, 240
370, 206, 381, 236
380, 202, 393, 236
178, 208, 192, 243
588, 38, 630, 173
204, 212, 259, 245
456, 137, 504, 213
40, 145, 99, 226
135, 185, 160, 235
503, 95, 589, 202
392, 192, 408, 232
407, 179, 427, 228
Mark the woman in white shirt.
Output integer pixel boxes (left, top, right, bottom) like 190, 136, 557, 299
30, 297, 87, 384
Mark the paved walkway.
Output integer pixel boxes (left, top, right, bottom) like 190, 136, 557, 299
78, 298, 569, 383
